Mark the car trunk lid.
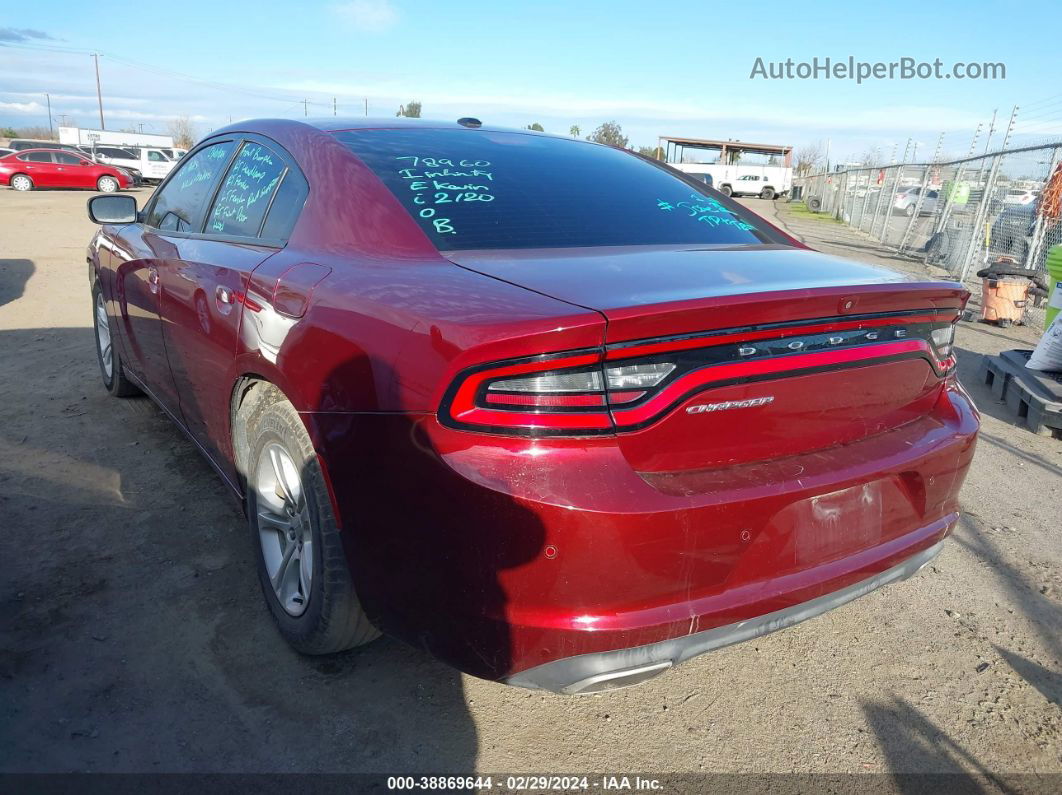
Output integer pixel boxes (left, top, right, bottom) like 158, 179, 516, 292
446, 245, 967, 472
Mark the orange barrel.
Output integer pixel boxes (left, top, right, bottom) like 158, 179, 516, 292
981, 277, 1031, 325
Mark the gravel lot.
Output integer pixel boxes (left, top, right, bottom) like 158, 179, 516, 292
0, 189, 1059, 781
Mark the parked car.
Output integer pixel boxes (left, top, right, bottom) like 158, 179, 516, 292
89, 146, 175, 184
85, 118, 978, 693
1003, 188, 1039, 206
7, 138, 85, 153
0, 148, 130, 192
0, 147, 13, 157
721, 173, 780, 199
76, 146, 146, 186
990, 205, 1035, 258
158, 147, 188, 161
892, 186, 940, 216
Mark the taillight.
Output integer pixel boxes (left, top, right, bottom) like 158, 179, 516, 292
930, 323, 955, 358
441, 313, 960, 436
440, 351, 679, 435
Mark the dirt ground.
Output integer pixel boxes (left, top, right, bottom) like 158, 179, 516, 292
0, 188, 1059, 781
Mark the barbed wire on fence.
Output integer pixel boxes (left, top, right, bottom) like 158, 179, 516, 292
793, 140, 1062, 328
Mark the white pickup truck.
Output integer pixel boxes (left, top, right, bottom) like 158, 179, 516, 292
89, 147, 176, 184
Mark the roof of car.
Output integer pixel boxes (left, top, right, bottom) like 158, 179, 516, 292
209, 116, 559, 140
7, 147, 89, 157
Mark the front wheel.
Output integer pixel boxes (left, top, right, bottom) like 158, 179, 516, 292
905, 204, 916, 217
760, 187, 776, 200
719, 184, 733, 197
11, 174, 33, 191
244, 388, 379, 654
97, 176, 119, 193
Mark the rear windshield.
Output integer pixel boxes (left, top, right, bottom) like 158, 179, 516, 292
334, 128, 780, 251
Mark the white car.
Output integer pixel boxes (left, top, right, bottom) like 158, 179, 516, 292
892, 186, 939, 216
92, 147, 175, 184
1003, 189, 1039, 206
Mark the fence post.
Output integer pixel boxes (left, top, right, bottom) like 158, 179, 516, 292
875, 165, 905, 242
897, 165, 932, 253
1024, 145, 1062, 273
858, 169, 874, 230
958, 153, 1003, 283
868, 166, 890, 239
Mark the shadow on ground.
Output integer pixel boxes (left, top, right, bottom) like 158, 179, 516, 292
0, 326, 487, 773
0, 259, 34, 309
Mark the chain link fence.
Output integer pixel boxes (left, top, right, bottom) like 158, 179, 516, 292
794, 143, 1062, 329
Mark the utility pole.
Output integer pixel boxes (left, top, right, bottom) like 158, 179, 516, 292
302, 99, 309, 117
92, 53, 105, 129
138, 123, 144, 134
333, 97, 337, 116
46, 93, 53, 136
364, 98, 368, 117
58, 114, 68, 127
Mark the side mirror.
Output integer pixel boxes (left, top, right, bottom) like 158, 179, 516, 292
88, 194, 138, 225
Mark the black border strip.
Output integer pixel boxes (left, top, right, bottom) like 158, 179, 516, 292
606, 307, 956, 351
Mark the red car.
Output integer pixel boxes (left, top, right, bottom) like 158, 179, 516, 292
85, 118, 978, 694
1, 148, 130, 192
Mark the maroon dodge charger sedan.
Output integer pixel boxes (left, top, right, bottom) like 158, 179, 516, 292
86, 118, 978, 693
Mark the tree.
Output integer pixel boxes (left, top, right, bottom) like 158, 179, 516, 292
794, 141, 825, 176
167, 116, 197, 149
859, 145, 883, 167
636, 145, 663, 160
526, 122, 544, 132
14, 125, 56, 141
0, 127, 17, 138
569, 124, 581, 138
396, 101, 422, 118
587, 121, 628, 149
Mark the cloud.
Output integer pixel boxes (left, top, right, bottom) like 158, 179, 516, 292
331, 0, 398, 31
0, 28, 56, 43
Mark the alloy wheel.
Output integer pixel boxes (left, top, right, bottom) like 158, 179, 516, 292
98, 177, 118, 193
254, 442, 313, 616
12, 175, 31, 191
95, 291, 113, 380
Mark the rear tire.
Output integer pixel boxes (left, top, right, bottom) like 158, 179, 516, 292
92, 281, 141, 397
760, 187, 775, 200
97, 176, 119, 193
905, 204, 916, 217
243, 387, 379, 655
11, 174, 33, 191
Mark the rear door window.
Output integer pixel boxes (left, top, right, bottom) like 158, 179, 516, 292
20, 152, 54, 163
146, 141, 236, 232
335, 128, 777, 250
205, 141, 288, 238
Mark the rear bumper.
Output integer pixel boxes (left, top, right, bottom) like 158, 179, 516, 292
310, 381, 978, 688
507, 538, 944, 693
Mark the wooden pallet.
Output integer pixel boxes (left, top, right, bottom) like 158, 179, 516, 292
977, 350, 1062, 438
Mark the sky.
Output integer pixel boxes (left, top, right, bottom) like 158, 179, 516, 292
2, 0, 1061, 162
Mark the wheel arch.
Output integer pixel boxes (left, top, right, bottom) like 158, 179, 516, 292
229, 373, 343, 523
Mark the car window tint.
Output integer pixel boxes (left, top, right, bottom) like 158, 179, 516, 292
21, 152, 54, 163
54, 152, 84, 165
205, 142, 286, 238
260, 168, 308, 240
148, 151, 168, 162
335, 129, 775, 250
146, 141, 236, 232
